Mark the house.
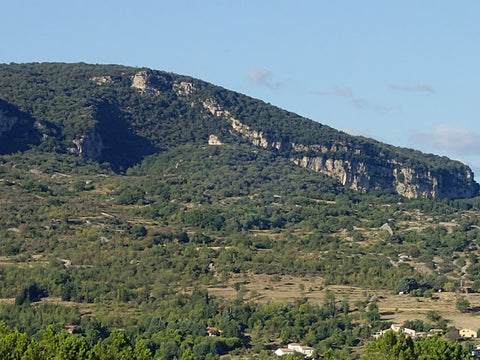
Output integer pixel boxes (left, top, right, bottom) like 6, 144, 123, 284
275, 348, 295, 356
288, 343, 315, 357
402, 328, 417, 337
274, 343, 314, 357
391, 324, 403, 332
460, 328, 477, 338
373, 330, 386, 339
429, 329, 444, 336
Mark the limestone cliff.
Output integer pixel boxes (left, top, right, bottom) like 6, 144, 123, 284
131, 70, 172, 95
202, 98, 478, 199
291, 154, 477, 199
68, 127, 103, 161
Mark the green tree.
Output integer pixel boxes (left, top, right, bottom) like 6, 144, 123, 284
362, 330, 415, 360
362, 331, 471, 360
456, 297, 470, 313
395, 277, 418, 294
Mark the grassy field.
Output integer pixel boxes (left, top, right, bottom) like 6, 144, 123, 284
207, 273, 480, 332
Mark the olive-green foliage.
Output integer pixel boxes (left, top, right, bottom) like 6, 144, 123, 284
395, 277, 419, 294
456, 297, 470, 313
0, 322, 151, 360
361, 331, 471, 360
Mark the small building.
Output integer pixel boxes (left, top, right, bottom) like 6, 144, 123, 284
403, 328, 416, 337
391, 324, 403, 332
275, 343, 314, 357
460, 328, 477, 338
373, 330, 386, 339
429, 328, 444, 335
275, 348, 295, 356
288, 343, 314, 357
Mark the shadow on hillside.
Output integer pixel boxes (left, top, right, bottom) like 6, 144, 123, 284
0, 99, 42, 154
95, 100, 156, 172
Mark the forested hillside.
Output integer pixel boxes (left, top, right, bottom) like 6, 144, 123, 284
0, 63, 479, 359
0, 62, 477, 198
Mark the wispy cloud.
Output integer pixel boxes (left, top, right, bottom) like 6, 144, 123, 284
410, 124, 480, 155
247, 68, 282, 89
389, 83, 434, 93
312, 84, 394, 114
350, 98, 369, 110
332, 85, 353, 97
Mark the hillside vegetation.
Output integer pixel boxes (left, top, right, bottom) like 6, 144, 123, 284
0, 62, 477, 198
0, 62, 479, 359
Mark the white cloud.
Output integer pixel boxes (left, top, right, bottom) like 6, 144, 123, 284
410, 124, 480, 155
389, 83, 434, 93
247, 68, 282, 88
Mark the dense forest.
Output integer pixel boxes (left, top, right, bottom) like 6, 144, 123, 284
0, 63, 480, 358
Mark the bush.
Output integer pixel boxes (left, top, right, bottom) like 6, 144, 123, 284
395, 277, 418, 294
456, 297, 470, 313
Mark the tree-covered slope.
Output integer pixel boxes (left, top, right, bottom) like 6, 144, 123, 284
0, 62, 477, 199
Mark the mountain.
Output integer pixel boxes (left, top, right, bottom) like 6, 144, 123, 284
2, 62, 480, 358
0, 62, 477, 199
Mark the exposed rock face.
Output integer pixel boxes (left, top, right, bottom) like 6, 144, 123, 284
174, 81, 195, 96
69, 127, 103, 161
293, 152, 478, 199
202, 98, 479, 199
380, 223, 394, 236
202, 99, 282, 150
131, 71, 160, 95
131, 71, 172, 95
208, 134, 224, 146
291, 156, 373, 193
90, 75, 113, 85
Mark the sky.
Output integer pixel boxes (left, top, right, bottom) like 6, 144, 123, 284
2, 1, 480, 176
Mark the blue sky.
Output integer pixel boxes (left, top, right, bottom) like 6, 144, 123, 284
2, 1, 480, 176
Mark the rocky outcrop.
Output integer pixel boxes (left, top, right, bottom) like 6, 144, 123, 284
202, 99, 282, 150
202, 98, 478, 199
291, 153, 478, 199
69, 127, 103, 161
131, 71, 160, 96
131, 71, 172, 95
174, 81, 195, 97
208, 134, 224, 146
291, 156, 373, 192
90, 75, 113, 85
